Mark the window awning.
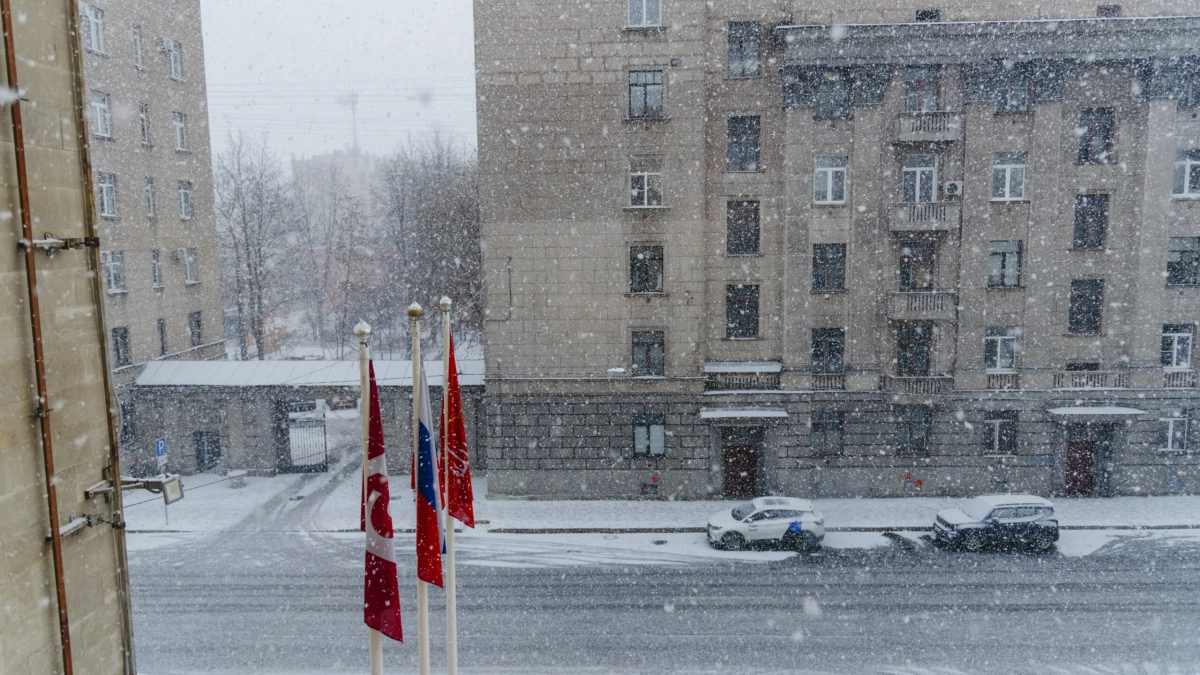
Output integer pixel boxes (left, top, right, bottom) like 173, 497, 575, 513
700, 407, 789, 420
1046, 406, 1146, 416
703, 361, 783, 374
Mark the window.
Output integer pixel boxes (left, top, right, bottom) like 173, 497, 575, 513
984, 412, 1017, 455
1167, 237, 1200, 285
894, 407, 931, 456
992, 152, 1026, 200
726, 116, 760, 172
179, 180, 193, 219
144, 177, 156, 216
97, 172, 117, 216
1162, 324, 1193, 370
984, 326, 1018, 371
812, 243, 846, 291
184, 248, 198, 284
810, 411, 843, 456
899, 241, 934, 291
112, 327, 131, 367
1159, 410, 1188, 452
915, 9, 941, 21
151, 248, 162, 287
139, 103, 151, 145
629, 157, 663, 207
727, 22, 761, 78
814, 72, 850, 118
1073, 194, 1108, 249
896, 324, 932, 376
811, 328, 844, 373
1078, 108, 1114, 165
627, 0, 660, 27
79, 3, 105, 53
133, 24, 144, 69
628, 71, 663, 119
157, 318, 168, 356
1174, 149, 1200, 197
91, 91, 112, 137
100, 250, 125, 292
1096, 4, 1121, 17
632, 331, 665, 376
164, 38, 183, 79
814, 157, 847, 204
119, 401, 137, 442
633, 414, 666, 455
1068, 279, 1104, 335
173, 112, 188, 151
630, 246, 663, 293
188, 311, 203, 347
988, 240, 1021, 287
726, 201, 759, 255
1181, 74, 1200, 109
995, 67, 1029, 111
726, 285, 759, 339
905, 66, 939, 113
902, 154, 937, 203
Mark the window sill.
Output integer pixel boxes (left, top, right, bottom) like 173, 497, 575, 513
100, 214, 120, 220
1064, 333, 1102, 337
152, 284, 165, 291
724, 76, 762, 81
813, 115, 853, 122
106, 289, 129, 296
185, 281, 201, 286
724, 337, 760, 341
1166, 283, 1200, 288
625, 292, 668, 297
175, 149, 191, 154
725, 252, 761, 258
983, 453, 1018, 459
631, 375, 667, 380
93, 134, 115, 142
990, 198, 1029, 204
813, 201, 847, 207
725, 169, 765, 174
622, 25, 666, 33
624, 206, 669, 212
811, 288, 846, 294
1171, 194, 1200, 200
624, 116, 670, 123
1069, 247, 1108, 253
1158, 448, 1189, 454
993, 108, 1031, 116
985, 369, 1018, 375
986, 285, 1024, 291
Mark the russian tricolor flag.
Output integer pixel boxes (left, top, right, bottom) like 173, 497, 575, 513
414, 366, 445, 587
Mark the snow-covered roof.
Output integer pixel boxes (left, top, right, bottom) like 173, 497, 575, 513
703, 361, 783, 374
1046, 406, 1146, 416
135, 359, 485, 388
973, 494, 1054, 508
699, 407, 789, 419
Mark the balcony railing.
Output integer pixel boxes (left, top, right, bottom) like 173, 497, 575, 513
889, 202, 960, 232
811, 373, 845, 390
885, 375, 952, 395
887, 291, 956, 321
705, 371, 781, 391
897, 112, 963, 142
987, 372, 1020, 390
1164, 370, 1197, 388
1052, 371, 1130, 389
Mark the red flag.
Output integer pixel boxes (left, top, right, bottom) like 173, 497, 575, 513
362, 362, 402, 641
442, 333, 475, 528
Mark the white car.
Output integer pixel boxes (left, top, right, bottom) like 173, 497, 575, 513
707, 497, 825, 552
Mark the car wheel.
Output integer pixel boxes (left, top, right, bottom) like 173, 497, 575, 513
721, 532, 746, 551
961, 531, 985, 552
1031, 533, 1056, 553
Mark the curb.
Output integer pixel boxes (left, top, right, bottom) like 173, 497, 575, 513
127, 524, 1200, 535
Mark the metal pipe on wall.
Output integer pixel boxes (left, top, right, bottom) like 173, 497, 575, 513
2, 0, 75, 672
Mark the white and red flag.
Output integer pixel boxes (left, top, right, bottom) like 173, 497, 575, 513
441, 333, 474, 528
414, 366, 445, 587
361, 361, 402, 642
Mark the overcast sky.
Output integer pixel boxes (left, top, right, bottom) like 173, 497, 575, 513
199, 0, 477, 163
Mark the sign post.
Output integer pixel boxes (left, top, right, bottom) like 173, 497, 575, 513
156, 437, 168, 524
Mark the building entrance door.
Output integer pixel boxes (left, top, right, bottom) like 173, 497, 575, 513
1065, 441, 1095, 496
721, 426, 763, 499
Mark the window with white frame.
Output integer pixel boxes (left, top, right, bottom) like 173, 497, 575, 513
98, 172, 117, 216
144, 177, 156, 216
184, 248, 198, 283
988, 240, 1021, 287
163, 38, 183, 79
133, 24, 144, 69
984, 326, 1018, 371
173, 112, 187, 151
151, 248, 162, 287
1174, 149, 1200, 197
629, 157, 663, 207
1167, 237, 1200, 285
100, 250, 125, 292
178, 180, 193, 219
814, 156, 847, 204
983, 412, 1018, 455
91, 91, 112, 137
633, 414, 666, 455
79, 3, 105, 53
992, 152, 1026, 200
902, 154, 937, 203
627, 0, 660, 27
1162, 324, 1193, 370
1159, 410, 1188, 452
139, 103, 151, 145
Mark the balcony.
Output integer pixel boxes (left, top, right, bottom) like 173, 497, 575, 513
1052, 371, 1130, 389
1164, 370, 1196, 388
704, 361, 782, 391
987, 372, 1020, 390
885, 375, 952, 395
889, 202, 960, 232
811, 373, 845, 390
897, 112, 963, 142
887, 291, 957, 322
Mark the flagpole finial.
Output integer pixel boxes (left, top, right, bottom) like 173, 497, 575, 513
439, 296, 452, 311
407, 302, 423, 319
354, 321, 372, 342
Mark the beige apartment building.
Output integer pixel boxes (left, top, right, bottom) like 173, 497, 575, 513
476, 0, 1200, 499
79, 0, 223, 470
2, 0, 136, 673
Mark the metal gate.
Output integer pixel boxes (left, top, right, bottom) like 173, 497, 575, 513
275, 401, 329, 473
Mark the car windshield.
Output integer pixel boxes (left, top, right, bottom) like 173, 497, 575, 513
731, 502, 756, 520
961, 498, 994, 521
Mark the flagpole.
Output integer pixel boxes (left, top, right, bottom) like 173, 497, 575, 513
409, 302, 431, 675
440, 296, 459, 675
355, 321, 384, 675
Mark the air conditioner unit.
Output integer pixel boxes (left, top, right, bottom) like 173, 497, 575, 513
942, 181, 963, 197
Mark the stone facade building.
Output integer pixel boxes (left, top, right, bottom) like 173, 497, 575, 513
475, 0, 1200, 499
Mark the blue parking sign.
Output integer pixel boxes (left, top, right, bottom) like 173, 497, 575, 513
155, 437, 167, 469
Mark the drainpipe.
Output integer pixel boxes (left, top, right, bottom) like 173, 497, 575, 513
3, 1, 74, 673
63, 0, 138, 671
